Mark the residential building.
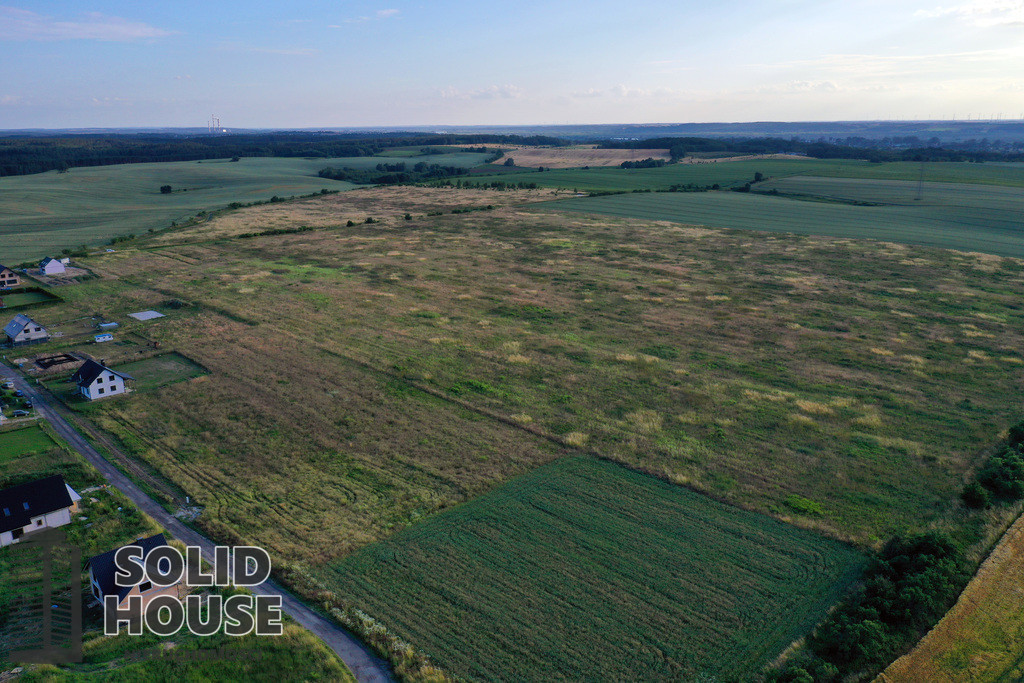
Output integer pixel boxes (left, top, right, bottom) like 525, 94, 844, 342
0, 475, 82, 547
40, 257, 65, 276
87, 534, 187, 615
71, 359, 133, 400
4, 314, 49, 345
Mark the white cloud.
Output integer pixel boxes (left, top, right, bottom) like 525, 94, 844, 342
916, 1, 1024, 27
0, 6, 174, 41
376, 9, 400, 18
441, 84, 522, 100
0, 94, 22, 105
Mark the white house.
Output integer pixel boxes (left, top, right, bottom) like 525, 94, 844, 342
71, 359, 133, 400
40, 257, 66, 275
0, 475, 82, 547
4, 314, 49, 345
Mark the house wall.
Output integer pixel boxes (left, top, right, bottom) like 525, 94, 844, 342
0, 506, 75, 547
0, 270, 21, 287
41, 263, 65, 275
12, 325, 49, 343
82, 373, 128, 400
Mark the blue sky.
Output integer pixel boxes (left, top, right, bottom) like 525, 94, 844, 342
1, 1, 1022, 128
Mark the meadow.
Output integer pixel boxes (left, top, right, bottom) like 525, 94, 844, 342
0, 151, 493, 262
464, 158, 1024, 192
319, 456, 865, 681
547, 184, 1024, 257
31, 184, 1024, 556
0, 424, 56, 464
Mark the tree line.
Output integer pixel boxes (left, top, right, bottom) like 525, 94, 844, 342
0, 132, 561, 177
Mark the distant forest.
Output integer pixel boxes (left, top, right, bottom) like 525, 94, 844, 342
1, 130, 1022, 177
0, 132, 564, 177
597, 136, 1024, 163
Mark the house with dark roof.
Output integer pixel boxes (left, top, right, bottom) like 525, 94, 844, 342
71, 359, 133, 401
4, 314, 49, 345
0, 265, 21, 289
40, 257, 65, 276
87, 534, 186, 615
0, 474, 82, 547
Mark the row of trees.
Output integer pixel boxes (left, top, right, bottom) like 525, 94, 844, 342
0, 132, 558, 177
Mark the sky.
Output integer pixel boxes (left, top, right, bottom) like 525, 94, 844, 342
0, 0, 1022, 128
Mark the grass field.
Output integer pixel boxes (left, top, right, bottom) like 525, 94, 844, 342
0, 290, 59, 310
466, 158, 1024, 191
115, 352, 207, 391
0, 424, 56, 464
547, 185, 1024, 257
501, 145, 671, 168
34, 185, 1024, 557
879, 510, 1024, 683
0, 152, 494, 262
320, 456, 865, 681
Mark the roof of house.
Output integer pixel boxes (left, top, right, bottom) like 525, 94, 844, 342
4, 314, 40, 338
71, 359, 133, 387
0, 475, 80, 535
88, 534, 168, 600
40, 257, 60, 266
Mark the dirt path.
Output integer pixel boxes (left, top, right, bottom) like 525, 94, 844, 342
8, 367, 395, 683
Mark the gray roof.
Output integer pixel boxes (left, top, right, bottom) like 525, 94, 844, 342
4, 314, 37, 338
88, 534, 168, 601
71, 359, 133, 387
40, 257, 59, 265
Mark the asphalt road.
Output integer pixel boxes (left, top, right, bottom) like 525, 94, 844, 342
8, 370, 395, 683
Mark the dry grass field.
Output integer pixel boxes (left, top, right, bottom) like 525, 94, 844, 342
501, 145, 670, 167
35, 185, 1024, 562
879, 510, 1024, 683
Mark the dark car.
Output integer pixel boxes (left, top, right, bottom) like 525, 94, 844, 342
13, 390, 24, 397
23, 400, 32, 408
12, 409, 29, 417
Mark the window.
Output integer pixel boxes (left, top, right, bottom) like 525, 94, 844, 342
23, 502, 29, 510
97, 376, 103, 383
12, 528, 22, 540
138, 581, 152, 593
33, 327, 40, 332
98, 387, 104, 395
108, 375, 115, 381
2, 507, 8, 516
36, 519, 43, 526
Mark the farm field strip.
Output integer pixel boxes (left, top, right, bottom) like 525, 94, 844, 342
756, 175, 1024, 209
546, 189, 1024, 258
0, 152, 494, 262
465, 159, 1024, 191
319, 456, 866, 682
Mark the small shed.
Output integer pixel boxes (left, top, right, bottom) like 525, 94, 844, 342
94, 333, 114, 343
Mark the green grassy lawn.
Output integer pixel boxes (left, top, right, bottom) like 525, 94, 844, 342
546, 184, 1024, 257
0, 424, 57, 464
0, 290, 60, 310
0, 152, 493, 262
320, 456, 865, 682
115, 352, 208, 391
463, 158, 1024, 191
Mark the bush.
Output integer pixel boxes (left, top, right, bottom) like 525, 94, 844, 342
159, 185, 172, 194
961, 481, 991, 508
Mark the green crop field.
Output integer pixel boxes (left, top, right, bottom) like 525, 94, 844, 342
319, 456, 865, 682
0, 152, 493, 263
115, 352, 208, 391
547, 184, 1024, 257
466, 158, 1024, 192
0, 425, 56, 464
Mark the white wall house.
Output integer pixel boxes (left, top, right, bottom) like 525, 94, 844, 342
4, 314, 49, 345
72, 359, 133, 400
0, 475, 81, 547
0, 265, 22, 288
40, 257, 65, 275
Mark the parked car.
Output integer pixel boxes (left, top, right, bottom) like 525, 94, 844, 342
13, 390, 24, 397
12, 409, 29, 417
24, 400, 32, 408
2, 381, 13, 389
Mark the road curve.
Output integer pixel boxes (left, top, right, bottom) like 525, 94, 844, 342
9, 368, 395, 683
